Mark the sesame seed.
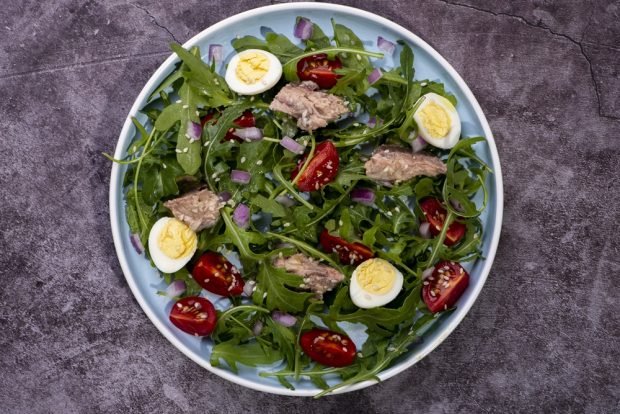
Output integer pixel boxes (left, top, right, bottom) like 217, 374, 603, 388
175, 99, 182, 104
183, 147, 189, 153
423, 281, 429, 285
256, 160, 263, 165
283, 222, 291, 227
182, 104, 189, 109
175, 149, 182, 153
211, 172, 218, 178
338, 220, 343, 226
240, 157, 246, 163
195, 111, 200, 117
386, 211, 393, 217
394, 206, 400, 213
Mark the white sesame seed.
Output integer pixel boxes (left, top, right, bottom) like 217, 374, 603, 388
338, 220, 343, 226
175, 149, 182, 153
183, 147, 189, 153
256, 160, 263, 165
240, 156, 246, 163
175, 99, 182, 104
182, 104, 189, 109
283, 222, 290, 227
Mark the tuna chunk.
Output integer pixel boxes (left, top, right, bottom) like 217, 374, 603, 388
163, 188, 224, 231
269, 81, 349, 132
364, 145, 447, 184
273, 253, 344, 298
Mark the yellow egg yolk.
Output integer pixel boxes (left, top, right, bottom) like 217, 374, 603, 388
157, 219, 197, 259
418, 101, 451, 138
236, 52, 270, 84
355, 258, 396, 295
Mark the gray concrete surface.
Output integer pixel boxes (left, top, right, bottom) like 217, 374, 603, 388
1, 0, 618, 413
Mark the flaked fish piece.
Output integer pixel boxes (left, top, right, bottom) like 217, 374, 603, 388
163, 188, 224, 232
364, 145, 447, 184
269, 81, 349, 132
273, 253, 344, 298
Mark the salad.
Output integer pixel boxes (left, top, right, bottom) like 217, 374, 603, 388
108, 16, 491, 397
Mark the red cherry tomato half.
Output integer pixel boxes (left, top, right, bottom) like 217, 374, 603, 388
200, 110, 255, 142
169, 296, 217, 336
192, 252, 245, 297
300, 329, 357, 367
296, 54, 343, 89
419, 197, 467, 246
291, 141, 339, 192
319, 229, 373, 266
422, 261, 469, 313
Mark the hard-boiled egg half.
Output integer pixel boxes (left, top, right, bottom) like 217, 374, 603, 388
225, 49, 282, 95
413, 92, 461, 149
349, 258, 404, 309
148, 217, 197, 274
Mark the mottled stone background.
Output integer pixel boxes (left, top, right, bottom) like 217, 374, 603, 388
1, 0, 618, 413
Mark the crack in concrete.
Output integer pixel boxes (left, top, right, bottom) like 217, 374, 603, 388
131, 3, 180, 44
435, 0, 619, 121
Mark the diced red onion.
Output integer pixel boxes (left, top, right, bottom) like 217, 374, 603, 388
280, 136, 305, 154
233, 127, 263, 141
252, 320, 264, 336
377, 36, 396, 55
294, 17, 313, 40
368, 68, 383, 85
422, 267, 434, 280
367, 117, 377, 128
218, 191, 232, 202
272, 311, 297, 327
411, 136, 428, 153
186, 121, 202, 142
208, 44, 223, 63
351, 187, 375, 205
243, 280, 256, 297
419, 222, 432, 239
233, 203, 250, 229
450, 198, 464, 212
231, 169, 251, 184
275, 195, 296, 207
130, 233, 144, 254
165, 280, 186, 298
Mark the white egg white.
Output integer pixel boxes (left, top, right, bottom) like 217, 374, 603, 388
148, 217, 197, 274
225, 49, 282, 95
413, 92, 461, 149
349, 259, 404, 309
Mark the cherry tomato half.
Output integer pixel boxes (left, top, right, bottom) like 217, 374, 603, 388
422, 261, 470, 313
296, 54, 343, 89
300, 329, 357, 367
419, 197, 467, 246
169, 296, 217, 336
291, 141, 339, 192
192, 252, 245, 296
200, 110, 255, 142
319, 229, 373, 266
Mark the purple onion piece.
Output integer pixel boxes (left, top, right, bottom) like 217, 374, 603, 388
130, 233, 144, 254
208, 44, 223, 63
367, 117, 377, 128
165, 280, 186, 298
233, 203, 250, 229
275, 195, 296, 207
186, 121, 202, 142
450, 198, 464, 212
218, 191, 232, 202
351, 187, 375, 205
280, 136, 305, 154
411, 136, 428, 153
368, 68, 383, 85
272, 311, 297, 327
377, 36, 396, 55
419, 222, 432, 239
422, 267, 434, 280
252, 320, 264, 336
233, 127, 263, 141
231, 169, 251, 184
294, 17, 313, 40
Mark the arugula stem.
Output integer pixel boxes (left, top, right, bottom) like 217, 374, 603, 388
283, 47, 383, 69
424, 210, 455, 268
272, 164, 314, 210
132, 128, 158, 231
261, 136, 281, 143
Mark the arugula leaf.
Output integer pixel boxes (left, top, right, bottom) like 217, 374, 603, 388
211, 341, 282, 373
252, 261, 313, 313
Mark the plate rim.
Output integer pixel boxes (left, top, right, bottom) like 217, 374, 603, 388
109, 2, 504, 396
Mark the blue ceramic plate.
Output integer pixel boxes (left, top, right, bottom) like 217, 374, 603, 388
109, 3, 503, 396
